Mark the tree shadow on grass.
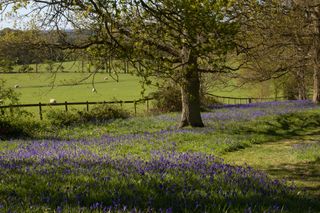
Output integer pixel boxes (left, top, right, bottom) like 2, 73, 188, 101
266, 159, 320, 198
232, 112, 320, 139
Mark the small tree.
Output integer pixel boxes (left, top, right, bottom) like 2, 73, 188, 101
0, 79, 19, 105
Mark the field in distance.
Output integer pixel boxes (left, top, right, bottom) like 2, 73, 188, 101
1, 61, 277, 104
1, 72, 154, 104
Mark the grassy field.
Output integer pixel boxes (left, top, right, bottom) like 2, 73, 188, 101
0, 73, 152, 103
0, 72, 275, 105
0, 100, 319, 212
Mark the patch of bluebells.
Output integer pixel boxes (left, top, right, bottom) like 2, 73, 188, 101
0, 101, 318, 212
152, 100, 318, 131
208, 100, 315, 110
204, 100, 318, 123
0, 147, 297, 212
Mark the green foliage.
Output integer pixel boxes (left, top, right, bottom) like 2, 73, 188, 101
0, 59, 14, 72
0, 29, 66, 65
151, 83, 182, 113
0, 79, 19, 105
283, 76, 299, 100
46, 110, 79, 127
46, 104, 129, 127
151, 82, 220, 113
45, 60, 55, 72
18, 64, 34, 73
0, 112, 41, 139
0, 115, 27, 139
231, 111, 320, 138
294, 143, 320, 162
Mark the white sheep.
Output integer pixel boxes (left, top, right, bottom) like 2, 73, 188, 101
49, 99, 57, 104
104, 77, 108, 80
92, 88, 97, 93
14, 84, 20, 88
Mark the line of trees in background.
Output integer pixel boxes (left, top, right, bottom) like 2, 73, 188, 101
240, 0, 320, 102
1, 0, 320, 127
0, 28, 65, 66
0, 28, 131, 74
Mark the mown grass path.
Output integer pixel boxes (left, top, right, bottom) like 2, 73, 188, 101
223, 135, 320, 198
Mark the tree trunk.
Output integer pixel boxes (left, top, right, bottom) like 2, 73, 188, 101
296, 69, 308, 100
179, 59, 204, 127
313, 68, 320, 102
178, 41, 204, 128
312, 5, 320, 103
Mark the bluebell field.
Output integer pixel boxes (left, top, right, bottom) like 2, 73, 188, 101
0, 100, 319, 212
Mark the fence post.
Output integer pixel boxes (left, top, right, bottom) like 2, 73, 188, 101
248, 98, 252, 104
9, 105, 13, 115
86, 101, 89, 111
39, 102, 43, 120
65, 101, 68, 112
146, 99, 149, 112
81, 60, 84, 72
134, 101, 137, 116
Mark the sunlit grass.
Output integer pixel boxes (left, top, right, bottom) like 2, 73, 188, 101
0, 101, 320, 212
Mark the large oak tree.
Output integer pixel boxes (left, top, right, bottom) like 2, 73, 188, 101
1, 0, 254, 127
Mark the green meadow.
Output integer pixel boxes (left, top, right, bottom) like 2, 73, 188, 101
0, 66, 273, 105
0, 101, 319, 212
2, 63, 319, 212
1, 73, 151, 103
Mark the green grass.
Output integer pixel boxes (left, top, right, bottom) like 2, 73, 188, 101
1, 73, 153, 103
1, 102, 320, 212
1, 60, 278, 106
223, 137, 320, 197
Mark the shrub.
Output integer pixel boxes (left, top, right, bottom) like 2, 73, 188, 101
0, 116, 25, 139
0, 59, 14, 72
150, 83, 182, 113
18, 65, 33, 73
0, 79, 19, 105
79, 104, 129, 123
150, 82, 221, 113
46, 110, 79, 127
0, 113, 41, 139
46, 104, 129, 127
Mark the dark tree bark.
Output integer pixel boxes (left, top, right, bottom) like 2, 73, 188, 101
179, 47, 204, 128
312, 5, 320, 103
313, 67, 320, 103
296, 69, 308, 100
179, 67, 204, 128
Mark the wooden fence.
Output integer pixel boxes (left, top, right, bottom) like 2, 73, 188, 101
207, 93, 287, 105
0, 94, 290, 120
0, 98, 153, 120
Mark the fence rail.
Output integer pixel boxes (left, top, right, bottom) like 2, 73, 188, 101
0, 98, 153, 120
207, 93, 287, 105
0, 94, 290, 120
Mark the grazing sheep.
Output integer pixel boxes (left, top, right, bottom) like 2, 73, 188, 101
104, 77, 108, 80
14, 84, 20, 88
49, 99, 57, 104
92, 88, 97, 93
